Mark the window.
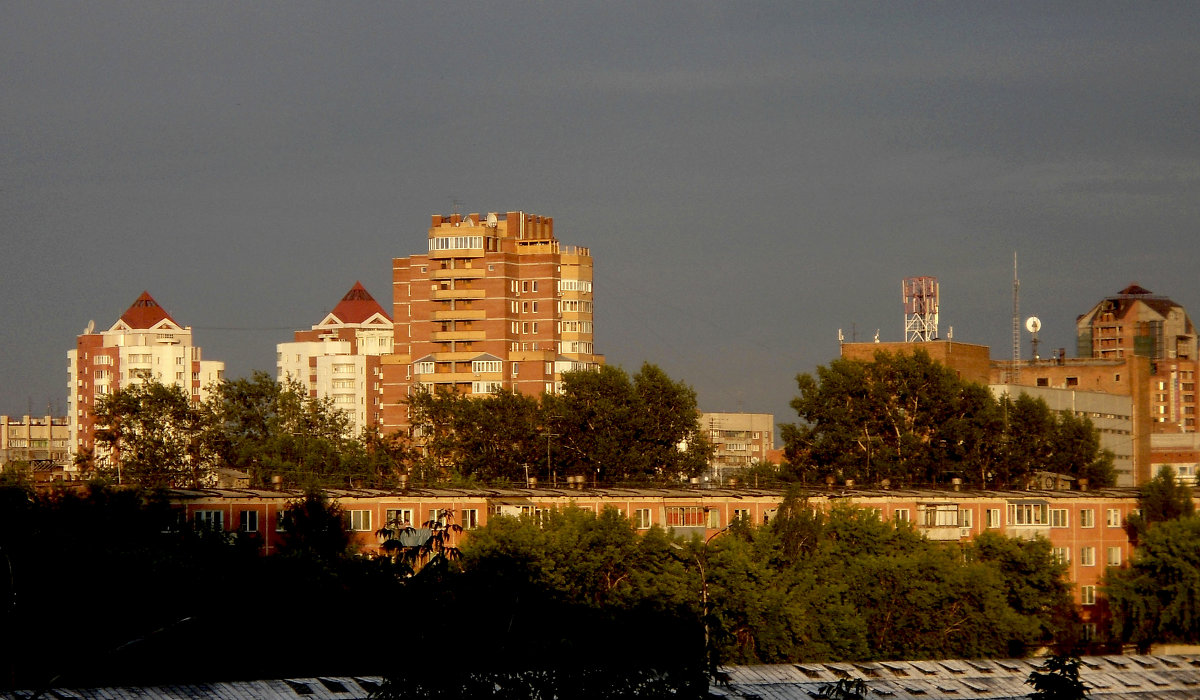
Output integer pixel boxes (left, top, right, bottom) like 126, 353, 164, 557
959, 509, 973, 528
1080, 509, 1095, 528
1066, 376, 1079, 387
428, 509, 447, 526
532, 281, 538, 292
1107, 546, 1122, 567
1106, 509, 1122, 528
386, 508, 414, 529
665, 507, 705, 527
239, 510, 258, 533
1082, 623, 1097, 642
347, 510, 372, 532
986, 509, 1001, 528
705, 508, 721, 529
461, 509, 479, 529
732, 508, 750, 523
1052, 547, 1070, 565
276, 511, 287, 532
1080, 585, 1096, 606
1078, 546, 1095, 566
634, 508, 652, 529
472, 360, 501, 374
195, 510, 223, 531
1008, 502, 1048, 526
1050, 509, 1069, 528
893, 509, 910, 523
512, 362, 519, 377
919, 504, 959, 526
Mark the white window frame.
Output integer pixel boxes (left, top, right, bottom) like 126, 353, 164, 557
1107, 546, 1122, 567
705, 508, 721, 529
1080, 546, 1096, 566
959, 509, 973, 528
461, 509, 479, 530
1080, 509, 1095, 528
1050, 508, 1069, 528
1106, 508, 1122, 528
986, 508, 1001, 528
1081, 585, 1096, 606
893, 509, 910, 523
633, 508, 652, 530
239, 510, 258, 533
195, 510, 223, 530
1052, 547, 1070, 565
348, 510, 372, 532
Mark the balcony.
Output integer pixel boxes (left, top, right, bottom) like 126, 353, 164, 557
431, 330, 486, 341
433, 309, 487, 321
431, 268, 485, 280
431, 289, 486, 300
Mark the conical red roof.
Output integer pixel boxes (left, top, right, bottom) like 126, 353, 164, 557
329, 282, 391, 324
118, 291, 179, 329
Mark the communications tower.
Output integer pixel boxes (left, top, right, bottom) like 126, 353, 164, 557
902, 276, 939, 342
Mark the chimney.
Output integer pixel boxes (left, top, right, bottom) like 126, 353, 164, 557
271, 475, 283, 491
1078, 477, 1089, 492
527, 476, 537, 488
398, 473, 408, 490
951, 477, 962, 492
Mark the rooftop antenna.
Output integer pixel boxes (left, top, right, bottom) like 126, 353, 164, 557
1009, 253, 1020, 383
902, 276, 939, 342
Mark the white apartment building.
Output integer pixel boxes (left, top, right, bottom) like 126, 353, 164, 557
67, 291, 225, 461
276, 282, 393, 436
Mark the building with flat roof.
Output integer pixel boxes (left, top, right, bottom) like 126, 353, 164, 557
277, 282, 393, 436
67, 291, 225, 461
841, 340, 992, 385
382, 211, 603, 431
0, 414, 70, 466
699, 412, 775, 482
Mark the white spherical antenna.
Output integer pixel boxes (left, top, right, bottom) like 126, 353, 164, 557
1025, 316, 1041, 334
485, 212, 498, 228
85, 319, 95, 335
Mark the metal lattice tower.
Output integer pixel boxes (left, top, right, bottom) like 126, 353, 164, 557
1009, 253, 1020, 383
902, 277, 939, 342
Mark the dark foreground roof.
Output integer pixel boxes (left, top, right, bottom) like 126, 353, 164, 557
712, 655, 1200, 699
6, 656, 1200, 699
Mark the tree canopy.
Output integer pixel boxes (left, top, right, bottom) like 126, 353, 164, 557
406, 362, 711, 485
781, 350, 1115, 489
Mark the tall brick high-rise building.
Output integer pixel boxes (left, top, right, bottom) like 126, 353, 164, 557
381, 211, 602, 431
1076, 284, 1199, 434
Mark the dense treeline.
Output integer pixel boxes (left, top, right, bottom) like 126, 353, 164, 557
1105, 466, 1200, 651
82, 363, 711, 490
779, 350, 1116, 489
1, 478, 1085, 693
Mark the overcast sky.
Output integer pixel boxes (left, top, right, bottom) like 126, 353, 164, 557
3, 2, 1199, 433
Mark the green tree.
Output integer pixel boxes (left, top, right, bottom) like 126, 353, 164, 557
1137, 465, 1195, 524
784, 350, 1114, 488
1106, 515, 1200, 650
546, 363, 710, 483
205, 371, 362, 487
1026, 654, 1090, 699
277, 490, 353, 561
92, 380, 212, 488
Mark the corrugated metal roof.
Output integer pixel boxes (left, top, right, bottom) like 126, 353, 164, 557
714, 655, 1200, 699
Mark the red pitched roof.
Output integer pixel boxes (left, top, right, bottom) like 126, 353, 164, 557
329, 282, 391, 324
118, 291, 179, 329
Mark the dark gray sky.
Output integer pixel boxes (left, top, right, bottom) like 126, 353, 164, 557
4, 3, 1199, 432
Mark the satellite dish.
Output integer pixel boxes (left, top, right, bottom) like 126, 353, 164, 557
485, 212, 498, 228
84, 319, 95, 335
1025, 316, 1041, 333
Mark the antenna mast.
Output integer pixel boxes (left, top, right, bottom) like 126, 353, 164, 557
903, 276, 939, 342
1009, 253, 1020, 383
